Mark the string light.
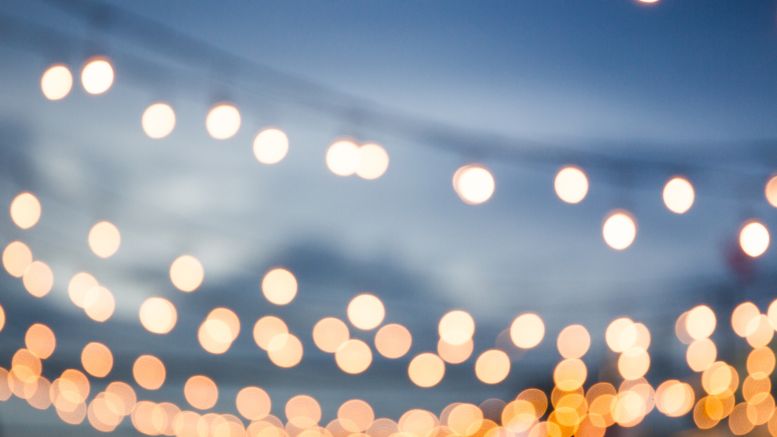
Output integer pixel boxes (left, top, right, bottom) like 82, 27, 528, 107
80, 57, 114, 95
141, 102, 176, 139
205, 103, 241, 140
452, 164, 495, 205
662, 176, 695, 214
739, 220, 770, 258
554, 166, 589, 204
602, 210, 637, 251
40, 64, 73, 100
253, 128, 289, 165
2, 240, 33, 278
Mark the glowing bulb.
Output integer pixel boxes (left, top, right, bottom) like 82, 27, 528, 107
326, 140, 360, 176
80, 57, 114, 95
141, 103, 176, 139
40, 64, 73, 100
554, 166, 589, 204
205, 103, 241, 140
23, 260, 53, 298
335, 339, 373, 375
261, 267, 298, 305
236, 387, 271, 421
452, 164, 495, 205
184, 375, 218, 410
133, 355, 166, 390
474, 349, 511, 385
88, 221, 121, 258
139, 297, 178, 335
10, 192, 41, 230
739, 220, 770, 258
346, 293, 385, 330
169, 255, 204, 292
438, 310, 475, 346
408, 353, 445, 388
765, 175, 777, 208
356, 143, 390, 180
662, 176, 695, 214
2, 241, 33, 278
602, 210, 637, 250
253, 128, 289, 165
374, 323, 412, 359
509, 313, 545, 349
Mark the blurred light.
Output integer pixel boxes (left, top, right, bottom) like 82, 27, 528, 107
556, 324, 591, 359
739, 220, 770, 258
3, 240, 33, 278
184, 375, 218, 410
662, 176, 695, 214
732, 302, 760, 337
764, 174, 777, 208
141, 102, 176, 139
133, 355, 165, 390
746, 315, 773, 348
474, 349, 511, 385
446, 403, 483, 436
655, 380, 694, 417
68, 272, 98, 308
0, 305, 5, 332
80, 342, 113, 378
554, 166, 589, 204
346, 293, 385, 330
374, 323, 412, 359
452, 164, 495, 205
25, 323, 56, 359
139, 297, 178, 334
602, 210, 637, 250
236, 386, 271, 421
10, 192, 41, 230
326, 140, 360, 176
40, 64, 73, 100
169, 255, 204, 292
338, 399, 374, 433
399, 409, 438, 437
252, 316, 288, 350
408, 353, 445, 388
509, 313, 545, 349
261, 267, 298, 305
22, 260, 53, 298
618, 348, 650, 380
80, 57, 114, 95
437, 338, 473, 364
356, 143, 390, 180
686, 339, 717, 372
438, 310, 475, 346
285, 395, 321, 429
267, 333, 303, 368
82, 286, 115, 322
747, 347, 775, 378
701, 362, 738, 395
88, 221, 121, 258
312, 317, 349, 353
553, 359, 587, 391
205, 103, 241, 140
253, 128, 289, 165
685, 305, 716, 340
335, 339, 373, 374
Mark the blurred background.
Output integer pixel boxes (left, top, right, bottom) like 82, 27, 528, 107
1, 0, 777, 435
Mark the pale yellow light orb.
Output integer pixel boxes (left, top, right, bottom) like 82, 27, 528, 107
452, 164, 495, 205
10, 192, 41, 230
261, 267, 298, 305
408, 353, 445, 388
338, 399, 375, 433
68, 271, 98, 308
356, 143, 390, 180
335, 339, 373, 375
267, 333, 303, 368
374, 323, 412, 359
346, 293, 385, 330
312, 317, 349, 353
685, 305, 716, 340
764, 174, 777, 208
184, 375, 218, 410
252, 316, 288, 350
2, 240, 33, 278
81, 57, 114, 95
40, 64, 73, 101
509, 313, 545, 349
285, 395, 321, 429
438, 310, 475, 346
139, 297, 178, 335
739, 220, 770, 258
83, 286, 115, 322
437, 338, 473, 364
556, 324, 591, 359
22, 260, 53, 298
88, 221, 121, 258
169, 255, 204, 292
602, 210, 637, 251
474, 349, 511, 385
253, 128, 289, 165
205, 103, 241, 140
236, 386, 271, 421
141, 102, 176, 139
326, 140, 360, 176
81, 342, 113, 378
662, 176, 695, 214
554, 166, 589, 204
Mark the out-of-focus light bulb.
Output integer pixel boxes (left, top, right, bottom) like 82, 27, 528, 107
9, 192, 41, 230
40, 64, 73, 101
206, 103, 241, 140
602, 210, 637, 251
253, 128, 289, 165
452, 164, 495, 205
739, 220, 770, 258
554, 166, 589, 204
662, 176, 695, 214
141, 102, 176, 139
326, 140, 360, 176
764, 174, 777, 208
356, 143, 389, 180
81, 57, 114, 95
88, 221, 121, 259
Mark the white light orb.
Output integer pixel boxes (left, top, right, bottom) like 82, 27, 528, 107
662, 176, 695, 214
40, 64, 73, 101
253, 128, 289, 165
764, 174, 777, 208
141, 102, 176, 139
356, 143, 389, 180
739, 220, 770, 258
326, 140, 360, 176
602, 210, 637, 251
554, 166, 589, 204
206, 103, 241, 140
81, 57, 114, 95
452, 164, 495, 205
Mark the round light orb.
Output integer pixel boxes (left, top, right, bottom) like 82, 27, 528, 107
285, 395, 322, 429
602, 210, 637, 251
556, 324, 591, 359
509, 313, 545, 349
554, 166, 589, 204
80, 57, 114, 95
184, 375, 218, 410
452, 164, 495, 205
438, 310, 475, 346
662, 176, 695, 214
25, 323, 56, 359
739, 220, 770, 258
374, 323, 412, 359
252, 316, 288, 350
139, 297, 178, 335
81, 342, 113, 378
474, 349, 511, 385
437, 338, 473, 364
141, 102, 176, 139
764, 174, 777, 208
205, 103, 241, 140
88, 221, 121, 258
267, 333, 303, 368
10, 192, 41, 230
335, 339, 373, 375
261, 267, 298, 305
326, 140, 360, 176
3, 240, 33, 278
253, 128, 289, 165
133, 355, 166, 390
22, 260, 53, 298
408, 353, 445, 388
83, 286, 115, 322
356, 143, 390, 180
236, 386, 271, 421
169, 255, 204, 292
40, 64, 73, 101
312, 317, 350, 353
346, 293, 385, 330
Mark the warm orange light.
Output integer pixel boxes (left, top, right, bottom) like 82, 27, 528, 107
312, 317, 349, 353
169, 255, 204, 292
236, 386, 271, 421
139, 297, 178, 334
554, 166, 589, 204
602, 210, 637, 250
739, 220, 770, 258
132, 355, 165, 390
81, 57, 114, 95
452, 164, 495, 205
474, 349, 511, 385
408, 353, 445, 388
509, 313, 545, 349
261, 267, 298, 305
438, 310, 475, 346
10, 192, 41, 230
3, 240, 33, 278
335, 339, 373, 374
374, 323, 412, 359
184, 375, 218, 410
556, 324, 591, 359
346, 293, 385, 330
81, 342, 113, 378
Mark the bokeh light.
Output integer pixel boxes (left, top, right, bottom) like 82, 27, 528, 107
253, 128, 289, 164
764, 174, 777, 208
88, 221, 121, 258
40, 64, 73, 100
438, 310, 475, 346
80, 57, 114, 95
132, 355, 166, 390
169, 255, 204, 292
739, 220, 770, 258
437, 338, 473, 364
261, 267, 298, 305
10, 192, 41, 230
356, 143, 390, 180
335, 339, 373, 374
82, 285, 115, 322
602, 210, 637, 250
67, 271, 98, 308
22, 260, 53, 298
139, 297, 178, 334
80, 342, 113, 378
452, 164, 495, 205
408, 353, 445, 388
662, 176, 695, 214
374, 323, 412, 359
312, 317, 349, 353
554, 166, 589, 204
285, 395, 321, 429
326, 140, 360, 176
236, 386, 271, 421
25, 323, 55, 359
474, 349, 511, 384
3, 240, 33, 278
338, 399, 375, 433
205, 103, 241, 140
253, 316, 288, 350
510, 313, 545, 349
267, 333, 303, 368
184, 375, 218, 410
141, 102, 176, 139
346, 293, 385, 330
